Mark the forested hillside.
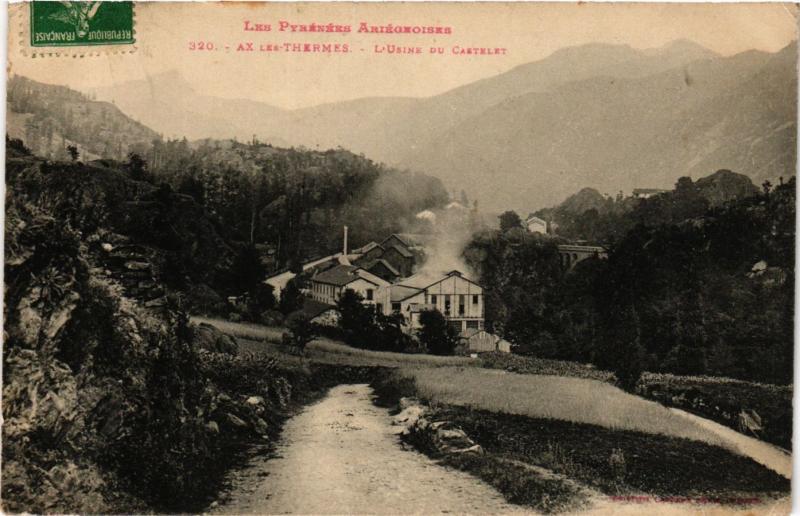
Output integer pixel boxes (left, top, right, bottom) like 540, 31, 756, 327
535, 169, 762, 243
5, 76, 450, 272
467, 172, 795, 386
146, 138, 449, 268
7, 75, 157, 161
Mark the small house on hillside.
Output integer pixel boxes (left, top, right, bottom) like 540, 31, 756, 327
525, 215, 548, 234
633, 188, 668, 199
460, 329, 511, 353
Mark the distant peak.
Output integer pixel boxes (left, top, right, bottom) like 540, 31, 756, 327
148, 69, 195, 93
652, 39, 717, 57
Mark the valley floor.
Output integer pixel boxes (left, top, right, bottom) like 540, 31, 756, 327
199, 317, 791, 515
212, 384, 521, 514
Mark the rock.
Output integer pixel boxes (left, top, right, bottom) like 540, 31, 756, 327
252, 417, 269, 435
452, 444, 484, 454
124, 261, 151, 271
399, 397, 420, 410
226, 413, 248, 428
101, 243, 113, 252
392, 405, 426, 427
193, 323, 238, 355
205, 421, 220, 434
246, 396, 265, 406
438, 428, 469, 441
210, 501, 219, 508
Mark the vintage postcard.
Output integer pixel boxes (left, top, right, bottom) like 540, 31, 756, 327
3, 1, 796, 514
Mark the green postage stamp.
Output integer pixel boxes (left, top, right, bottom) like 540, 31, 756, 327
30, 1, 134, 47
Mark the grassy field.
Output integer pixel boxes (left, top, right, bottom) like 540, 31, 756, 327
191, 316, 285, 342
428, 405, 789, 499
480, 352, 615, 382
637, 372, 793, 449
399, 367, 725, 445
198, 317, 477, 369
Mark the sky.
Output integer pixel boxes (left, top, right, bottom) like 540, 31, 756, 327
8, 2, 798, 109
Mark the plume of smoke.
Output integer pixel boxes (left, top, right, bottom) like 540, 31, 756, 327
413, 202, 477, 279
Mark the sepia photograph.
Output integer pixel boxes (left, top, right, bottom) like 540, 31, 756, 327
2, 1, 796, 514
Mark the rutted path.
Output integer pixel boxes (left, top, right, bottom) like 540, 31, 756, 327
213, 384, 522, 514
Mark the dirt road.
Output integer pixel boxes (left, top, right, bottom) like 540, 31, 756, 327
213, 384, 521, 514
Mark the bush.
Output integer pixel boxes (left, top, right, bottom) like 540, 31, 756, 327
284, 312, 317, 354
260, 309, 284, 326
418, 309, 460, 356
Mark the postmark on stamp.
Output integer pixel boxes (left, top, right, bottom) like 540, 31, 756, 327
30, 1, 134, 47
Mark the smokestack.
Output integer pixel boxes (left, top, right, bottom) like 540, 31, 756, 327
339, 225, 351, 265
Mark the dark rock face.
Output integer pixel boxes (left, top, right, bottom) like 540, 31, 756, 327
1, 156, 298, 513
6, 156, 236, 301
695, 169, 760, 207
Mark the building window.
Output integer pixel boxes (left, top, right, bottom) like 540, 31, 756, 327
392, 302, 401, 313
376, 303, 383, 313
466, 320, 480, 329
366, 289, 374, 301
458, 294, 465, 315
472, 294, 479, 304
431, 294, 437, 305
444, 295, 451, 315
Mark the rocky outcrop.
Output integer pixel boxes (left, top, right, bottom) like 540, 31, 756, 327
393, 398, 484, 456
1, 157, 302, 513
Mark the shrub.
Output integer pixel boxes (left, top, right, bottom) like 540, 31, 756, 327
418, 309, 460, 356
284, 312, 317, 354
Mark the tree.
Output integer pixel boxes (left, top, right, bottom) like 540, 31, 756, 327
418, 309, 459, 355
284, 311, 317, 353
67, 145, 79, 161
126, 152, 149, 181
231, 245, 265, 295
278, 277, 305, 315
498, 210, 522, 232
336, 289, 377, 348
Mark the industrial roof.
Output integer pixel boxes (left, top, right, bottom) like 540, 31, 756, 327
312, 264, 378, 287
385, 244, 413, 258
353, 241, 382, 254
390, 285, 424, 302
300, 298, 338, 319
397, 269, 481, 291
367, 259, 400, 277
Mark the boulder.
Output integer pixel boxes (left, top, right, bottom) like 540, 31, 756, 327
246, 396, 265, 407
252, 417, 269, 435
225, 413, 248, 429
124, 261, 151, 271
192, 323, 238, 355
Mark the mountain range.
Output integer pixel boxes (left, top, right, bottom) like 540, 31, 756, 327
48, 39, 800, 211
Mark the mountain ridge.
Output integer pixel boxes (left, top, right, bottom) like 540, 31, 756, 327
17, 39, 797, 212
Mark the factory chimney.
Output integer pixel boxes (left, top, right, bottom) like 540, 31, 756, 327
338, 225, 351, 265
